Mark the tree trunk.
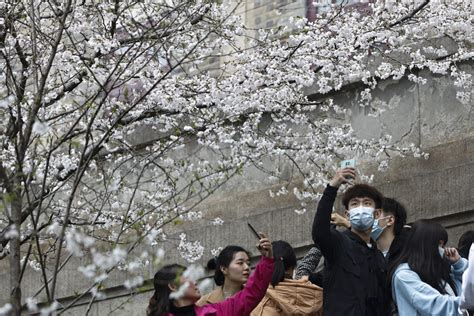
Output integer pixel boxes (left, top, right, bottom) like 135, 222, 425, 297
10, 189, 22, 316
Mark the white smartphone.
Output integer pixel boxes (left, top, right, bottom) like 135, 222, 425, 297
340, 159, 356, 169
341, 159, 356, 180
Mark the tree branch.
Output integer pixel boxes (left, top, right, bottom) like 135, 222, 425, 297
390, 0, 430, 27
43, 70, 88, 108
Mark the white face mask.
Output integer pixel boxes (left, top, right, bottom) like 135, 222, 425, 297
438, 246, 445, 258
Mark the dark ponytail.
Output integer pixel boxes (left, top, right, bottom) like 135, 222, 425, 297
207, 246, 249, 286
147, 264, 185, 316
271, 240, 296, 287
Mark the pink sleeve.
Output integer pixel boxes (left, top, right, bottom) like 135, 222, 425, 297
211, 256, 274, 316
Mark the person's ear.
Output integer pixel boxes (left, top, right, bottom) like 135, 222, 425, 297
386, 215, 395, 226
344, 210, 350, 219
373, 209, 382, 219
220, 265, 228, 276
168, 282, 177, 292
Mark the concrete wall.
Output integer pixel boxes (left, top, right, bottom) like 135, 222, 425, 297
7, 62, 473, 315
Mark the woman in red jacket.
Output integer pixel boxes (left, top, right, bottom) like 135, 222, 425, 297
147, 234, 274, 316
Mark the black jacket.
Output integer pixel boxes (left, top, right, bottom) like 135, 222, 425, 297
312, 185, 389, 316
386, 227, 409, 266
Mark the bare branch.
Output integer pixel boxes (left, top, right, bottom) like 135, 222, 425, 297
390, 0, 430, 27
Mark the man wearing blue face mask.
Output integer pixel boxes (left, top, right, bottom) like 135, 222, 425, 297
312, 168, 389, 316
334, 197, 410, 263
372, 198, 410, 264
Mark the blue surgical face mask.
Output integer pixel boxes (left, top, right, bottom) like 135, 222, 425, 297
370, 216, 390, 240
349, 206, 375, 231
438, 246, 445, 259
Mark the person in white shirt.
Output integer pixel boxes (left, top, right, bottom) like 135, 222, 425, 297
460, 243, 474, 313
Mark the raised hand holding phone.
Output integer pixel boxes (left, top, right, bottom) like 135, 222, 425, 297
247, 223, 261, 240
340, 159, 356, 170
330, 168, 357, 188
247, 223, 273, 259
256, 232, 273, 259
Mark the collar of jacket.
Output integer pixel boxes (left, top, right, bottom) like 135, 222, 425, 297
343, 229, 378, 249
388, 229, 409, 258
204, 286, 225, 304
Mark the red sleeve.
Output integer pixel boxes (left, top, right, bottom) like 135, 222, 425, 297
211, 256, 274, 315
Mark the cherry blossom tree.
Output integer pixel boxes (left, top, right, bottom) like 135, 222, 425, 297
0, 0, 471, 314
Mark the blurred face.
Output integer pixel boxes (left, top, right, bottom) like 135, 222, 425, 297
177, 276, 201, 302
221, 251, 250, 285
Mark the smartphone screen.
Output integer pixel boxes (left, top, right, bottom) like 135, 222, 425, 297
247, 223, 261, 240
340, 159, 356, 169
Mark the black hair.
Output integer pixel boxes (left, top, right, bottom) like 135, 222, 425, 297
206, 245, 250, 286
342, 184, 383, 210
271, 240, 297, 287
458, 230, 474, 259
382, 197, 407, 236
147, 264, 185, 316
388, 219, 456, 297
